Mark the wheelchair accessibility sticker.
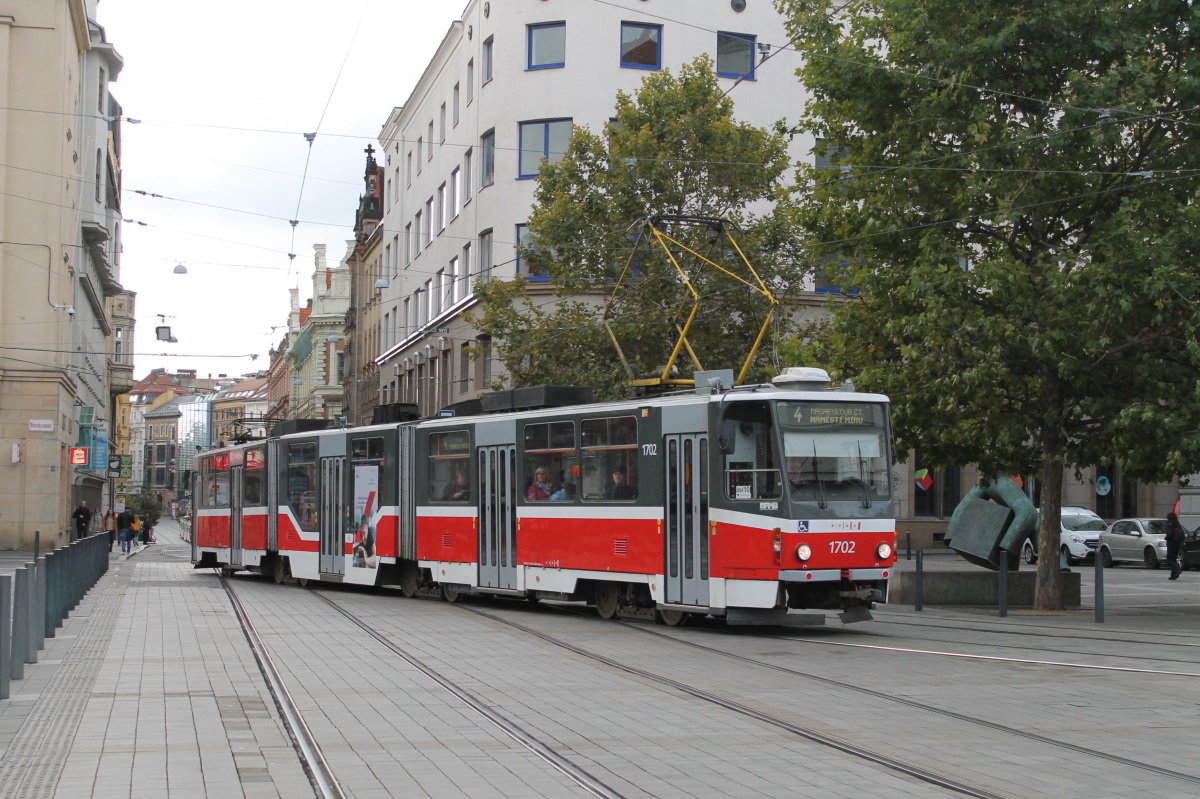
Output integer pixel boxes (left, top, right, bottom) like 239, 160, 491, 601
797, 520, 809, 533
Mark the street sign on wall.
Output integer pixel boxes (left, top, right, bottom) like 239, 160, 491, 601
69, 447, 89, 465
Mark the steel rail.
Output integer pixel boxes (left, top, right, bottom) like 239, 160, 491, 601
309, 590, 625, 799
461, 606, 1008, 799
220, 574, 345, 799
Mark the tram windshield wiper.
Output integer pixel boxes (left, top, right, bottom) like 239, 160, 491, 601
812, 441, 827, 510
856, 441, 871, 509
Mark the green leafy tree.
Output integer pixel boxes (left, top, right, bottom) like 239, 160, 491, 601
127, 490, 162, 528
779, 0, 1200, 609
472, 56, 802, 399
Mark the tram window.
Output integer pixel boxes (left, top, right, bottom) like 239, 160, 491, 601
523, 421, 576, 502
779, 401, 890, 503
351, 436, 385, 462
720, 403, 781, 501
429, 430, 471, 502
286, 443, 318, 531
243, 447, 265, 506
580, 416, 638, 501
202, 454, 230, 508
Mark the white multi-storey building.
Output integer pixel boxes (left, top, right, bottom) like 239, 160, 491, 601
373, 0, 811, 415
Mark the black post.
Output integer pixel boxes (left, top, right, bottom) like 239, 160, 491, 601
906, 532, 912, 561
1094, 549, 1105, 624
11, 567, 28, 678
999, 553, 1009, 618
33, 556, 46, 656
44, 552, 57, 639
915, 550, 924, 612
0, 573, 11, 699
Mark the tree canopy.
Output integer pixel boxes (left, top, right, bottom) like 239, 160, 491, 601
778, 0, 1200, 607
471, 56, 802, 399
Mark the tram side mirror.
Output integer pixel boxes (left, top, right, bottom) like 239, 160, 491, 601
718, 420, 737, 455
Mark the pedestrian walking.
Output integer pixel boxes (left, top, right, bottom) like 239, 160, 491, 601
102, 509, 117, 552
71, 500, 93, 541
117, 508, 135, 553
1165, 511, 1186, 580
131, 515, 143, 548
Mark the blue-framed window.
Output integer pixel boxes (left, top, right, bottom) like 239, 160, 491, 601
620, 22, 661, 69
483, 37, 494, 84
518, 118, 572, 179
481, 129, 495, 187
527, 22, 565, 70
717, 32, 755, 79
515, 224, 548, 281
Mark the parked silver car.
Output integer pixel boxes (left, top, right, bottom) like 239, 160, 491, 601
1022, 507, 1106, 565
1098, 518, 1170, 569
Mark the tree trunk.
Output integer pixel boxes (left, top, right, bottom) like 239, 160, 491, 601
1033, 374, 1068, 612
1033, 454, 1065, 611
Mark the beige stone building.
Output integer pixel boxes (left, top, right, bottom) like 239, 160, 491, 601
288, 244, 349, 421
0, 1, 129, 548
342, 146, 385, 426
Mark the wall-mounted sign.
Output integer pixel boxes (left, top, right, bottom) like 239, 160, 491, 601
29, 419, 54, 432
69, 447, 89, 465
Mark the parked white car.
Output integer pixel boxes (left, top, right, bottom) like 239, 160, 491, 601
1022, 507, 1106, 566
1098, 518, 1170, 569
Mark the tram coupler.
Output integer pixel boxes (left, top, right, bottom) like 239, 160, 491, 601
838, 586, 884, 603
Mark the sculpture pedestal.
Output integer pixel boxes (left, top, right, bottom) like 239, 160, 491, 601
889, 570, 1081, 607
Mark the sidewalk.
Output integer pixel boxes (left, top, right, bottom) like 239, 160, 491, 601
0, 521, 311, 798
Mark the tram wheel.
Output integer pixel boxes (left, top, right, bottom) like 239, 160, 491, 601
273, 557, 286, 585
399, 563, 420, 598
296, 578, 309, 588
594, 582, 620, 619
441, 584, 462, 604
657, 609, 688, 627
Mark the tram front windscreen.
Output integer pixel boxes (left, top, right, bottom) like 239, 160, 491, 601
777, 401, 892, 504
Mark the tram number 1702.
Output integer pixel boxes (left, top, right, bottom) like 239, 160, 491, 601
641, 444, 658, 456
829, 541, 856, 554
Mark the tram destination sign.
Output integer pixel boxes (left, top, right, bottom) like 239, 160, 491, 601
792, 403, 869, 426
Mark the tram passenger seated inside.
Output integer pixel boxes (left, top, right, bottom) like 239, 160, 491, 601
442, 468, 470, 502
550, 481, 575, 501
604, 467, 637, 500
527, 467, 553, 501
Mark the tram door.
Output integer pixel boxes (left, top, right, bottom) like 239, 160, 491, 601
477, 445, 517, 590
319, 456, 346, 575
664, 434, 709, 606
229, 465, 244, 566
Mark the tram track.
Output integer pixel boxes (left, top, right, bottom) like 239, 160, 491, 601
221, 573, 624, 798
459, 601, 1200, 791
219, 573, 345, 799
307, 588, 626, 799
221, 572, 1199, 797
419, 601, 1011, 799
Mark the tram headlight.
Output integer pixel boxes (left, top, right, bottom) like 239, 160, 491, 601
795, 544, 812, 562
876, 542, 893, 560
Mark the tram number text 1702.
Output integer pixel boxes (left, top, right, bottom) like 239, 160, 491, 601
642, 444, 658, 456
830, 540, 856, 554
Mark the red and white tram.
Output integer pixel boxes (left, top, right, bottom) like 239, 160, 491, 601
193, 368, 897, 624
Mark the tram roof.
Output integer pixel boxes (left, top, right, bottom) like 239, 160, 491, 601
245, 384, 889, 444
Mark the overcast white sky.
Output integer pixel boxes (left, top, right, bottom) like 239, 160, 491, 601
99, 0, 460, 382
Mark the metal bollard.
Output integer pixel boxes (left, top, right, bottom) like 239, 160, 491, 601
31, 558, 45, 658
998, 553, 1009, 617
43, 552, 57, 639
1094, 549, 1105, 624
915, 550, 924, 612
1, 573, 11, 699
11, 567, 29, 678
906, 532, 911, 561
